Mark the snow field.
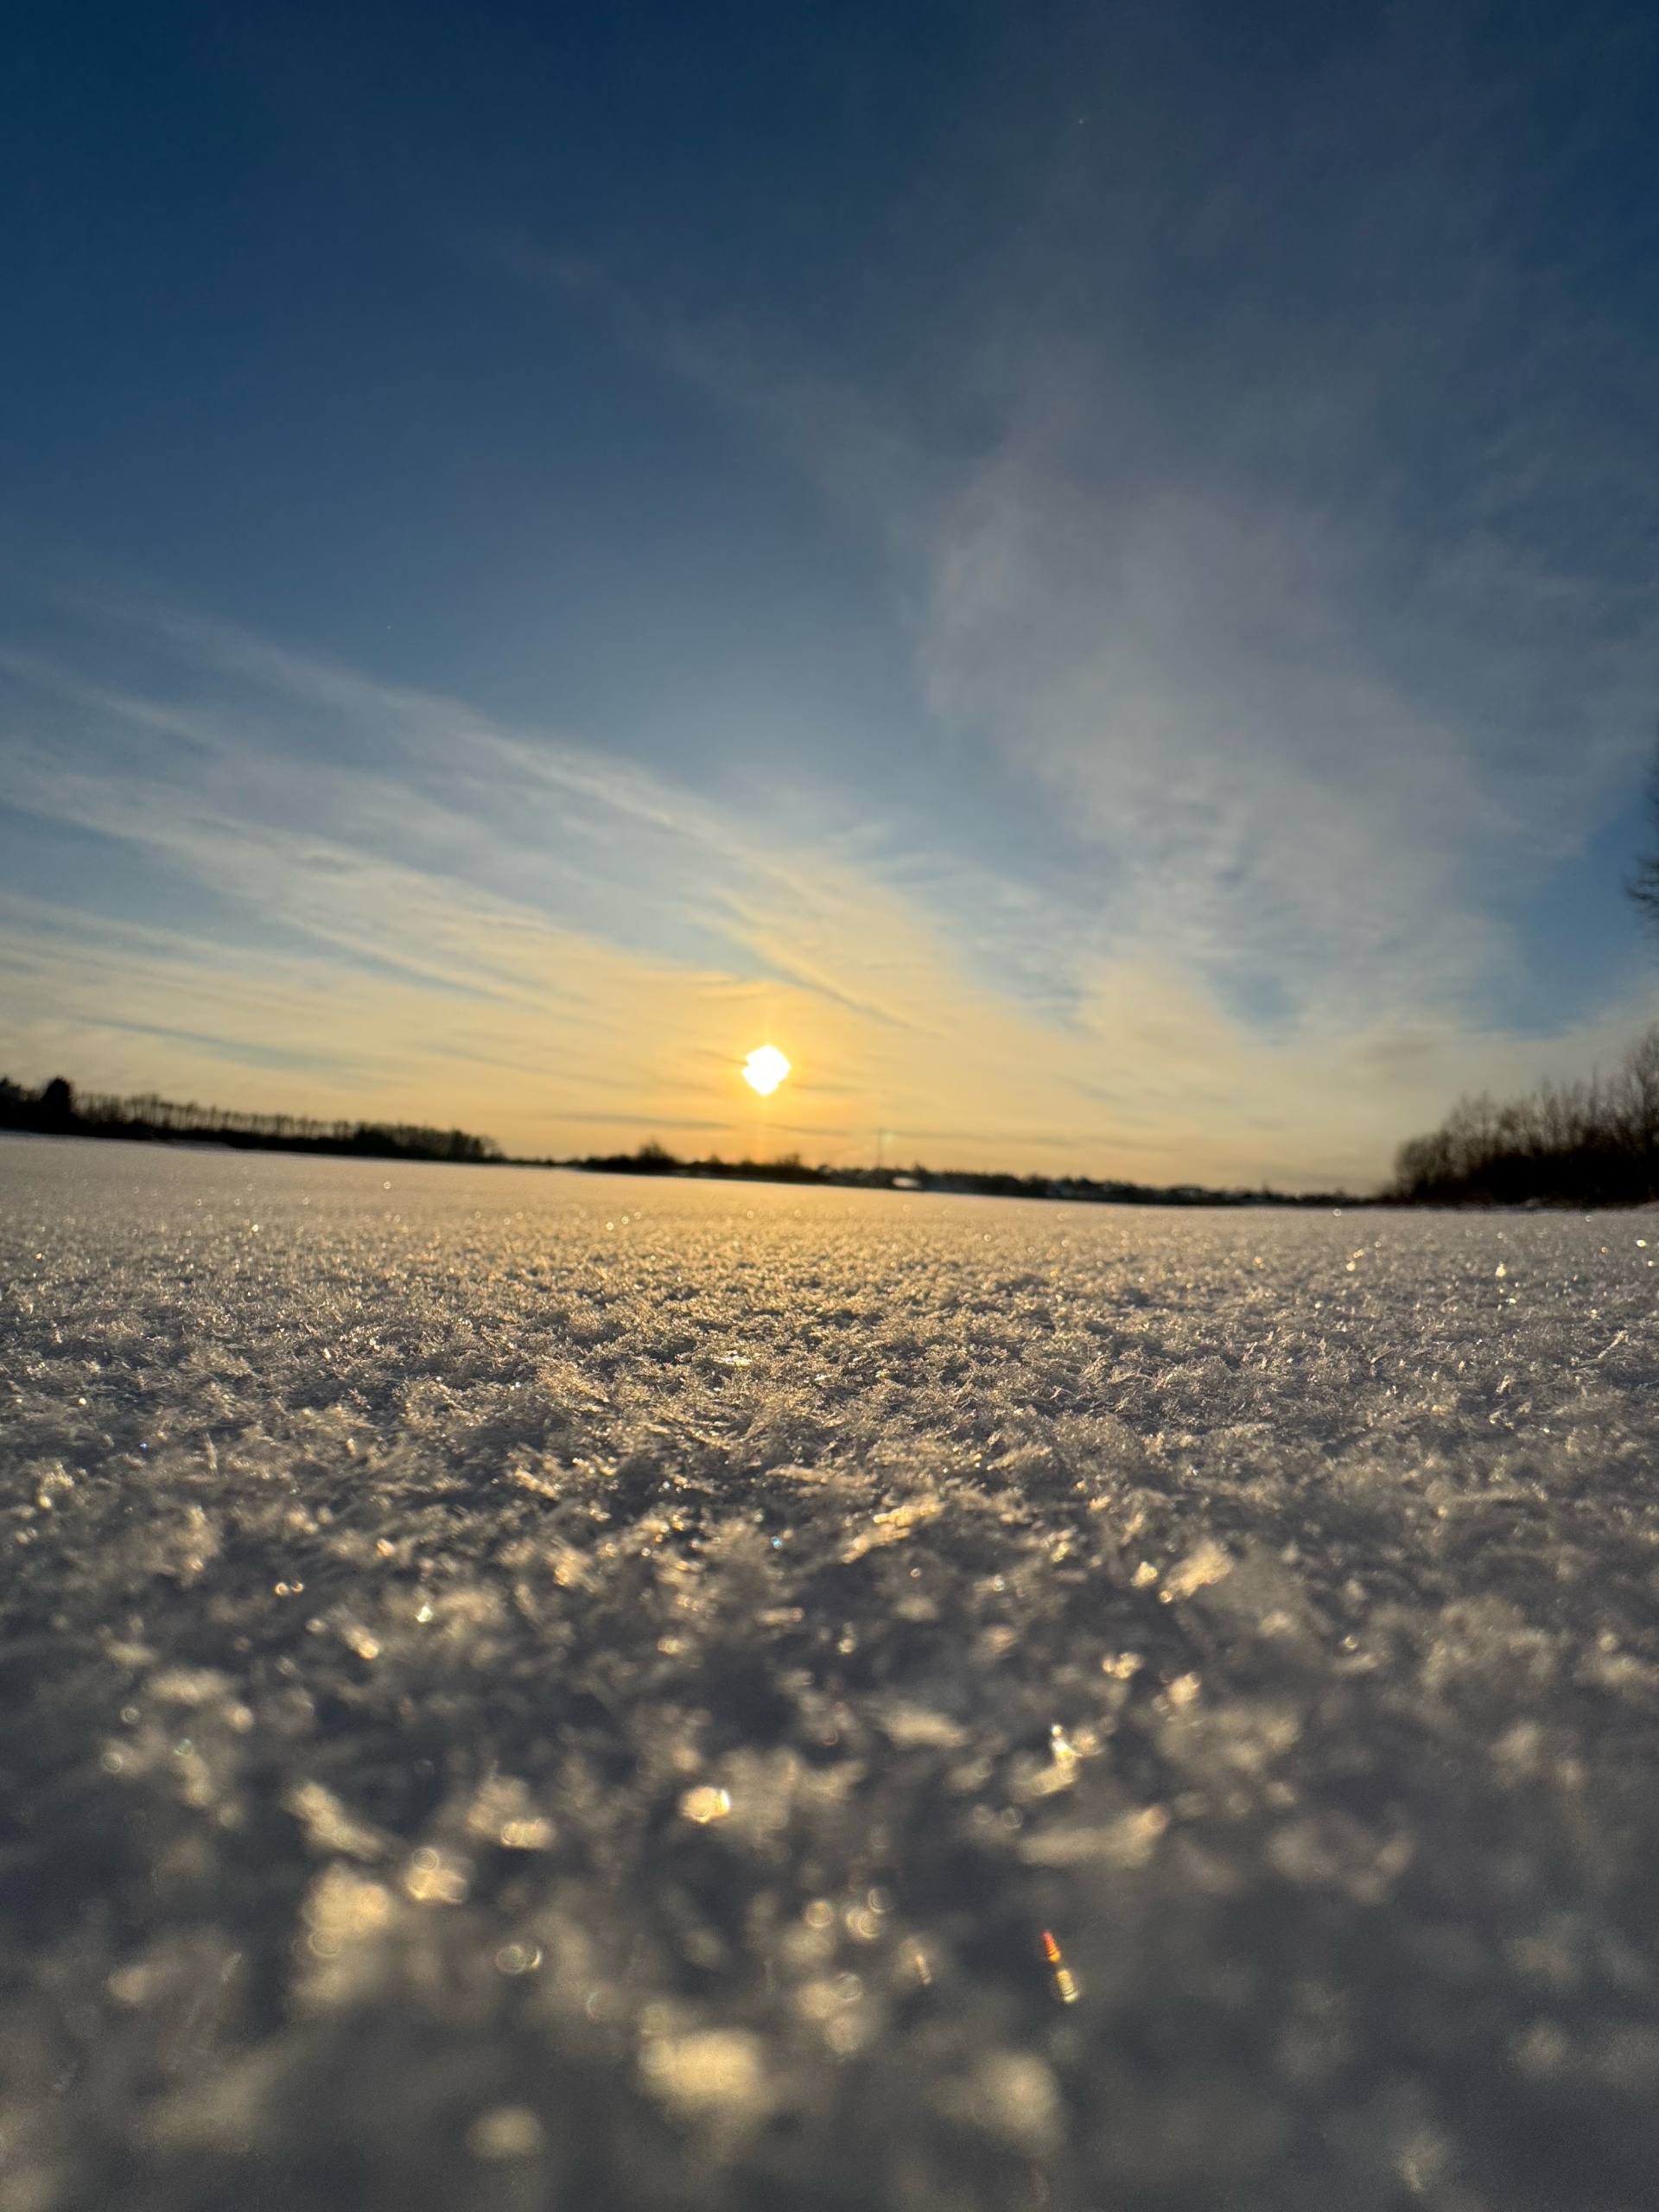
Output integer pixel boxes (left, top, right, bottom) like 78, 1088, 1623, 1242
3, 1135, 1659, 2210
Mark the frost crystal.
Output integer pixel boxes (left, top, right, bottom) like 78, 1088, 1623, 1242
4, 1137, 1659, 2209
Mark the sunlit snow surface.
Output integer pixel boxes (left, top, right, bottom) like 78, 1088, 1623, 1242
5, 1137, 1659, 2211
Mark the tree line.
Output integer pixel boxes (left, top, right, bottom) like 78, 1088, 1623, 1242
1390, 1026, 1659, 1206
575, 1141, 1357, 1208
0, 1075, 1360, 1204
1392, 744, 1659, 1207
0, 1076, 502, 1164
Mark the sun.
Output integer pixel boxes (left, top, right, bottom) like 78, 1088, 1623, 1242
741, 1045, 791, 1096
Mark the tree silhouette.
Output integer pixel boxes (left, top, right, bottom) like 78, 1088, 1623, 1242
1390, 1023, 1659, 1205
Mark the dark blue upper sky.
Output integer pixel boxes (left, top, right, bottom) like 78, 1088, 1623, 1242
3, 0, 1658, 1178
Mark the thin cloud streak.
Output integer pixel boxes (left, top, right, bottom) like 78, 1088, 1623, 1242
480, 3, 1659, 1047
4, 596, 1657, 1186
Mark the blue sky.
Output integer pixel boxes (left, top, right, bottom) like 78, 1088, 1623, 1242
3, 0, 1658, 1184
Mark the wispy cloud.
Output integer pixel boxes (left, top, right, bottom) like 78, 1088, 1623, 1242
479, 3, 1659, 1053
4, 589, 1656, 1186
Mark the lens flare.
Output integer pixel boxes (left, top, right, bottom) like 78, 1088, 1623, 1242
741, 1046, 791, 1096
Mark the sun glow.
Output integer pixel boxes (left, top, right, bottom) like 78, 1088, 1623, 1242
741, 1045, 791, 1096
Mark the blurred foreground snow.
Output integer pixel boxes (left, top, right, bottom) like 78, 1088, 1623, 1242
3, 1136, 1659, 2210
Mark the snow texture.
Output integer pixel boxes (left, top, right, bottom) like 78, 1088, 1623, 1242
3, 1134, 1659, 2211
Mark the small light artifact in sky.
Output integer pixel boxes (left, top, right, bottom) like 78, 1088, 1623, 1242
741, 1045, 791, 1097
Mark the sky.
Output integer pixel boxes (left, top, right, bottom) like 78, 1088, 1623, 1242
3, 0, 1658, 1188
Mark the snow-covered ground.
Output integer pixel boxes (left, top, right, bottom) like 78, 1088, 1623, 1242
4, 1135, 1659, 2212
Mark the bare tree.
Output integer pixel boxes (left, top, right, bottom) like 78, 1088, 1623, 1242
1390, 1024, 1659, 1204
